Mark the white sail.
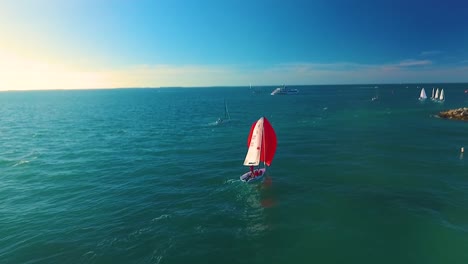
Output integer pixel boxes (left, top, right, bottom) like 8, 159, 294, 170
419, 88, 427, 99
435, 88, 440, 99
439, 89, 445, 101
243, 118, 264, 166
431, 88, 435, 98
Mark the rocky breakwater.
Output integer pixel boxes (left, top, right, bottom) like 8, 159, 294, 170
438, 107, 468, 121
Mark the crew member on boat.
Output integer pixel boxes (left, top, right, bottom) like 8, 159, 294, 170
249, 166, 263, 179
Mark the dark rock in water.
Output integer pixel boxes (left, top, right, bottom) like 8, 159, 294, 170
438, 107, 468, 121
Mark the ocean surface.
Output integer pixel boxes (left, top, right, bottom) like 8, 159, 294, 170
1, 84, 467, 264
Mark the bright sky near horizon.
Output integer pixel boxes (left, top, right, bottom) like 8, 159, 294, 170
1, 0, 467, 90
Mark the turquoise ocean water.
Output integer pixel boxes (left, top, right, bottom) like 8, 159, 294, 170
1, 84, 467, 263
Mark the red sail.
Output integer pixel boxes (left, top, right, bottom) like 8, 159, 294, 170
246, 117, 277, 166
260, 117, 277, 166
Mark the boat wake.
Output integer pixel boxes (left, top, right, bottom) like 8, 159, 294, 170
12, 160, 30, 167
151, 214, 171, 222
224, 179, 239, 184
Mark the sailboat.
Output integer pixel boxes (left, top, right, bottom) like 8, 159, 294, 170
438, 89, 445, 102
431, 88, 435, 100
418, 88, 427, 101
240, 117, 277, 183
433, 88, 440, 101
215, 99, 231, 125
371, 87, 379, 101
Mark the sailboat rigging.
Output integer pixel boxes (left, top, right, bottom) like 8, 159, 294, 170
240, 117, 277, 183
215, 99, 231, 125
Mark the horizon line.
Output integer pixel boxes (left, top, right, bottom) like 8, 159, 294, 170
2, 81, 468, 92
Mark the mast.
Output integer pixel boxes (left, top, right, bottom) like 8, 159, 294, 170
224, 99, 227, 119
262, 119, 266, 168
225, 100, 230, 120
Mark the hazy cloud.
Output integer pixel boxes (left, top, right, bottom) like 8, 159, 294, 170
420, 50, 443, 56
398, 59, 432, 67
2, 58, 467, 90
104, 61, 465, 87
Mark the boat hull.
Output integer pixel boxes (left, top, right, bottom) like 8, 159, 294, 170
215, 118, 230, 125
240, 168, 266, 183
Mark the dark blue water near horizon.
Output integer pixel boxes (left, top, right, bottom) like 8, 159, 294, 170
0, 84, 467, 263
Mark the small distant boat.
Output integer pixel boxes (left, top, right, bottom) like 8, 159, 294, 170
432, 88, 445, 103
431, 88, 435, 99
464, 89, 468, 94
240, 117, 277, 183
438, 89, 445, 102
433, 88, 440, 101
418, 88, 427, 101
215, 99, 231, 125
270, 85, 299, 95
371, 86, 379, 101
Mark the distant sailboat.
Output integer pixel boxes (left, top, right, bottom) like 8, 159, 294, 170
432, 88, 445, 103
371, 87, 379, 101
431, 88, 435, 99
418, 88, 427, 101
240, 117, 277, 183
438, 89, 445, 102
215, 99, 231, 125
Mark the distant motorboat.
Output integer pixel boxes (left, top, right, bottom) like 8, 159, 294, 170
270, 85, 299, 95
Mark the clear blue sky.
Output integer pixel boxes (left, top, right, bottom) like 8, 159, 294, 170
1, 0, 467, 89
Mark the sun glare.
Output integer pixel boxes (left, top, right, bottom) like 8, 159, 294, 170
0, 50, 112, 91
